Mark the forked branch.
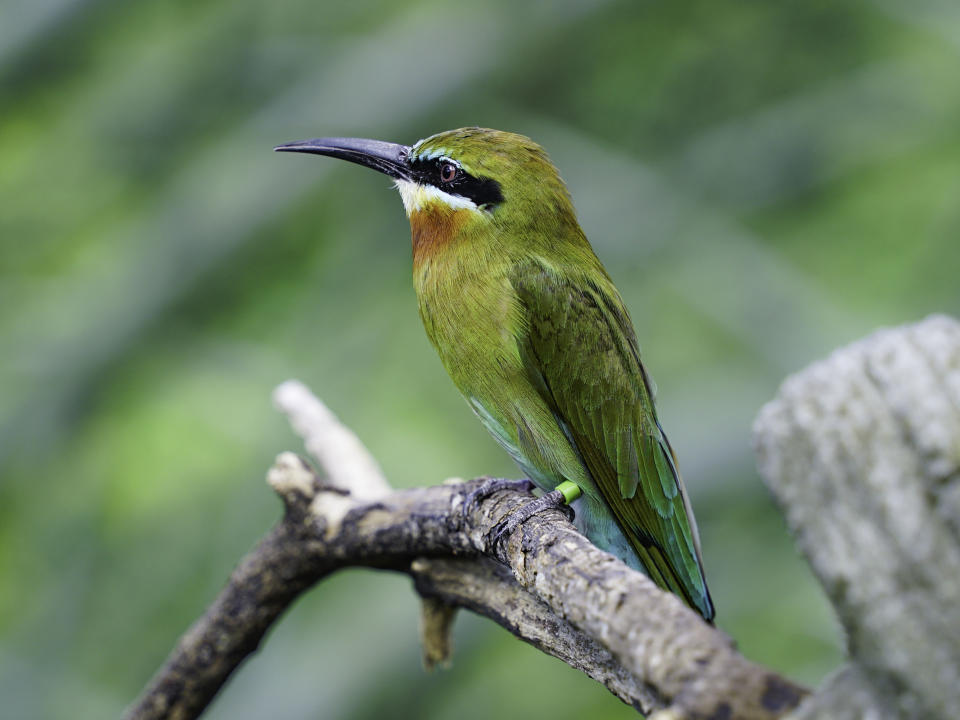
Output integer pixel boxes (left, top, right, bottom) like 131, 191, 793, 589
124, 381, 805, 720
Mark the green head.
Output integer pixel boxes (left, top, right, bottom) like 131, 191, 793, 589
275, 127, 582, 248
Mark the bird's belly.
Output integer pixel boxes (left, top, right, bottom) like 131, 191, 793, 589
416, 266, 592, 494
424, 311, 587, 492
416, 271, 520, 393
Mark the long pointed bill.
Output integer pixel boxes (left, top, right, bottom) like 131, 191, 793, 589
274, 137, 411, 180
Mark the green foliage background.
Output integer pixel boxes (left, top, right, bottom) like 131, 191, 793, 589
2, 1, 958, 718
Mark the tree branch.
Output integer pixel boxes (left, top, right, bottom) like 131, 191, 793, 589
410, 556, 660, 710
124, 382, 806, 720
754, 314, 960, 720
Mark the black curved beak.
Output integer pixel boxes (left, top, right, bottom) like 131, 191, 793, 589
274, 137, 411, 180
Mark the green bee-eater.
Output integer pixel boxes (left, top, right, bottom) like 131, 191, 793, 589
276, 128, 714, 621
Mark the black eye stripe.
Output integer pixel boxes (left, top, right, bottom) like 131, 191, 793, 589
408, 157, 504, 209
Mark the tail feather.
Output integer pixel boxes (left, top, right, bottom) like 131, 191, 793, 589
574, 493, 715, 622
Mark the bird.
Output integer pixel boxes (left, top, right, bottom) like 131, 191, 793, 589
275, 127, 714, 621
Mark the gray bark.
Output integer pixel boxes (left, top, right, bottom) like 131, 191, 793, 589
754, 314, 960, 720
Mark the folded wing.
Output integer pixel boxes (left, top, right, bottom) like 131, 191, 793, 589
511, 260, 714, 620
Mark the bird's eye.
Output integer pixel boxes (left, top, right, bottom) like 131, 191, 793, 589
439, 161, 457, 184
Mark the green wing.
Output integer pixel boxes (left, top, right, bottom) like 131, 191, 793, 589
511, 260, 714, 620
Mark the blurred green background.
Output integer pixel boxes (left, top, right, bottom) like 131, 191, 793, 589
2, 0, 959, 718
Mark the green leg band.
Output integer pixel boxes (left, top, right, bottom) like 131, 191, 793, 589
554, 480, 582, 504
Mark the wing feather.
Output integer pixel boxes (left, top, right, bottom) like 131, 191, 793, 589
511, 261, 714, 620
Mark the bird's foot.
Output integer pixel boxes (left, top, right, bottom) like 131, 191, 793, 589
462, 476, 535, 520
488, 488, 575, 549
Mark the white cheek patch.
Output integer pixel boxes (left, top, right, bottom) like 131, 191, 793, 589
394, 179, 479, 215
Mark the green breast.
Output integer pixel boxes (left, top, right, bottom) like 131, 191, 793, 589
413, 251, 589, 493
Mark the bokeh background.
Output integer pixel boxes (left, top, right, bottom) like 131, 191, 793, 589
2, 0, 959, 718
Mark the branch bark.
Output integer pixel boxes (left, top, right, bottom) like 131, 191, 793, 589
754, 314, 960, 720
124, 382, 806, 720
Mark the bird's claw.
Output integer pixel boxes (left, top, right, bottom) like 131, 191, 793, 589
487, 489, 574, 548
462, 476, 535, 520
